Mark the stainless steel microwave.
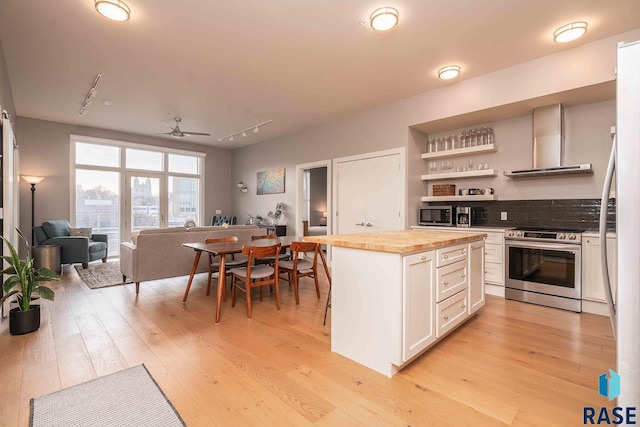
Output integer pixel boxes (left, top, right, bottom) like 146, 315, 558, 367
418, 206, 453, 226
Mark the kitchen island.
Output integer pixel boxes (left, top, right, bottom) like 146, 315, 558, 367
304, 229, 486, 377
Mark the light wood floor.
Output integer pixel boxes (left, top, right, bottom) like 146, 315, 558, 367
0, 263, 616, 426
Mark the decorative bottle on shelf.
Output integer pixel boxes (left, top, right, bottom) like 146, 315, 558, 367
488, 127, 495, 145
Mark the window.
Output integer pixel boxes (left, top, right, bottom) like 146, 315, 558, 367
71, 136, 205, 257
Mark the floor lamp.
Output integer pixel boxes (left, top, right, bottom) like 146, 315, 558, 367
22, 176, 45, 247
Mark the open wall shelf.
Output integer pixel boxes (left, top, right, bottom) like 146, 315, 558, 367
421, 144, 497, 160
421, 195, 497, 202
421, 169, 498, 181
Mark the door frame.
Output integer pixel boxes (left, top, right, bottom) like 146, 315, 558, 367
332, 147, 407, 232
295, 159, 332, 237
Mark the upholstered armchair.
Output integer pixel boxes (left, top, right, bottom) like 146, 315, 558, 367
211, 215, 237, 226
33, 220, 108, 269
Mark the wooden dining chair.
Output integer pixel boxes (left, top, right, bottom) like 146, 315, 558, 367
205, 236, 247, 299
229, 243, 282, 318
251, 234, 291, 264
279, 241, 321, 304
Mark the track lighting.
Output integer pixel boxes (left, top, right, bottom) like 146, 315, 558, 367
79, 74, 102, 117
218, 120, 273, 142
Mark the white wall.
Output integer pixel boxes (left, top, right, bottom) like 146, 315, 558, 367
231, 28, 640, 225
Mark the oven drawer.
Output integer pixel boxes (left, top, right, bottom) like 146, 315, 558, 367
436, 290, 468, 338
484, 243, 503, 264
484, 262, 504, 284
436, 243, 467, 267
436, 260, 468, 302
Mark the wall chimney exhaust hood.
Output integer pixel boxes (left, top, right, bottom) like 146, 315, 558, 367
504, 104, 593, 178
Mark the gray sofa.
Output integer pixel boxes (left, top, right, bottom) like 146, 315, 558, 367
120, 225, 265, 293
33, 220, 108, 268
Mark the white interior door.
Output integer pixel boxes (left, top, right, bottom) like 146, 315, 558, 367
335, 149, 405, 234
336, 159, 367, 234
364, 154, 403, 232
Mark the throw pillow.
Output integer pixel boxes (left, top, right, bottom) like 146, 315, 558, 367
70, 227, 92, 238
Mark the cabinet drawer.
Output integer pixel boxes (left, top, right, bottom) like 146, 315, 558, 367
484, 262, 504, 285
436, 243, 467, 267
484, 232, 503, 245
484, 243, 503, 264
436, 260, 468, 302
436, 290, 469, 338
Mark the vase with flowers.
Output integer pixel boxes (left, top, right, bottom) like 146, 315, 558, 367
267, 202, 285, 225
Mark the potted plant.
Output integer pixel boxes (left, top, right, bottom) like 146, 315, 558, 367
0, 229, 58, 335
268, 202, 285, 225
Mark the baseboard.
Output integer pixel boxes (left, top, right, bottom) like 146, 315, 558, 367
485, 283, 505, 297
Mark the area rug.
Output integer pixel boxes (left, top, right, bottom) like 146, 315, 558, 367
74, 261, 132, 289
30, 364, 185, 427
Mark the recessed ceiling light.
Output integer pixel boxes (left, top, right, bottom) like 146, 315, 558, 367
553, 21, 588, 43
95, 0, 130, 22
370, 7, 399, 32
438, 65, 461, 80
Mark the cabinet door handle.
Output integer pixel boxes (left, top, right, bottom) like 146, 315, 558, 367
443, 315, 449, 321
462, 249, 466, 255
460, 273, 466, 278
355, 222, 365, 226
443, 281, 449, 286
365, 223, 373, 227
443, 254, 449, 259
461, 303, 467, 309
420, 256, 427, 261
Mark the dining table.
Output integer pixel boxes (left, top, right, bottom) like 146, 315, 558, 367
182, 235, 331, 323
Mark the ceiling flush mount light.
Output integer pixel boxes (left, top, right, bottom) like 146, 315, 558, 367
553, 21, 588, 43
218, 120, 274, 142
95, 0, 131, 22
438, 65, 461, 80
370, 7, 399, 31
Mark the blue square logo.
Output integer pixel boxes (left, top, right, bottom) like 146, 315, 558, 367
598, 369, 620, 401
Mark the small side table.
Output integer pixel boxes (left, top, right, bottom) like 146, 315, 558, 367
32, 244, 62, 275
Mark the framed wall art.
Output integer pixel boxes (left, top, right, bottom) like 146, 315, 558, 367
257, 168, 285, 195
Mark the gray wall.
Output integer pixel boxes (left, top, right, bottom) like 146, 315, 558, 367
0, 38, 15, 120
309, 167, 327, 226
230, 29, 639, 227
17, 117, 232, 242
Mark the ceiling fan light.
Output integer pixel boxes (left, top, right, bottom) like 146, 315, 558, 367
229, 135, 234, 141
438, 65, 461, 80
95, 0, 130, 22
253, 127, 259, 133
370, 7, 399, 31
242, 131, 247, 137
553, 21, 588, 43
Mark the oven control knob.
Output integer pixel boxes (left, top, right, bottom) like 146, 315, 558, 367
517, 231, 524, 237
569, 234, 576, 240
558, 233, 565, 240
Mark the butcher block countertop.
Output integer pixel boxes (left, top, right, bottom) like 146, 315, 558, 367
303, 229, 486, 255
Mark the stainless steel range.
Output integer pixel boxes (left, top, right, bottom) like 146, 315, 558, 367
505, 227, 582, 312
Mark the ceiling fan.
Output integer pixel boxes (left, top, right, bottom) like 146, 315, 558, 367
160, 117, 211, 138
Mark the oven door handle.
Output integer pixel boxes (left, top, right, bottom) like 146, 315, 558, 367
506, 240, 581, 252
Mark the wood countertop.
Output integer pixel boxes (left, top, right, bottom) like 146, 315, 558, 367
303, 229, 486, 254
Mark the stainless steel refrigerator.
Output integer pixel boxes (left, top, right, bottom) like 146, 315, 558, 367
601, 39, 640, 407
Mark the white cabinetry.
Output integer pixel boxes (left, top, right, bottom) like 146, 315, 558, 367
402, 251, 436, 361
330, 237, 484, 377
483, 231, 505, 296
468, 240, 486, 314
582, 234, 617, 316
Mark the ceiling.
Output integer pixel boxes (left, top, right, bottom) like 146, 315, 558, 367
1, 1, 639, 149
